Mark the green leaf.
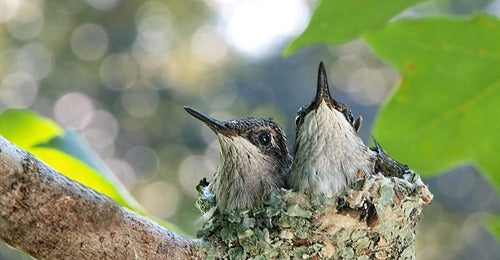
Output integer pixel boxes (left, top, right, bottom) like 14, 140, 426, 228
284, 0, 425, 55
30, 146, 130, 205
0, 109, 63, 149
0, 109, 185, 234
365, 14, 500, 186
486, 215, 500, 243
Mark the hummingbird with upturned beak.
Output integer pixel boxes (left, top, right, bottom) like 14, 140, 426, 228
184, 107, 292, 212
287, 62, 376, 197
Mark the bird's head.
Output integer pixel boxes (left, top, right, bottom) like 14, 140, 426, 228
294, 62, 361, 136
184, 107, 291, 178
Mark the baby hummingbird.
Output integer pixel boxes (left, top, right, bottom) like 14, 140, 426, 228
184, 107, 292, 212
287, 62, 375, 197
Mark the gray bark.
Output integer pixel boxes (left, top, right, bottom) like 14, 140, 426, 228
0, 136, 197, 259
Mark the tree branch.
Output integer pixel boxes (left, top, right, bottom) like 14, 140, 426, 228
0, 136, 197, 259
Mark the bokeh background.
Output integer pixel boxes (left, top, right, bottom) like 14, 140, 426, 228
1, 0, 499, 259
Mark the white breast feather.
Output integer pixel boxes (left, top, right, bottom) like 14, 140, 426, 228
290, 102, 374, 197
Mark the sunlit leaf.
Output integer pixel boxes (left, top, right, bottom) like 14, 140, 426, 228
31, 146, 130, 205
365, 14, 500, 187
0, 109, 63, 149
284, 0, 424, 55
486, 215, 500, 243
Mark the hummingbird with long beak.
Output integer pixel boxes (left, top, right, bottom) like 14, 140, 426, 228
184, 107, 292, 212
287, 62, 376, 197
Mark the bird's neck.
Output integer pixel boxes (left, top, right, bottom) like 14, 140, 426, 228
291, 102, 374, 196
213, 136, 283, 211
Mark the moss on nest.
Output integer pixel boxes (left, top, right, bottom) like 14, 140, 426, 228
196, 172, 432, 259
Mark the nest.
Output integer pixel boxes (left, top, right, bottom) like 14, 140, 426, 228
196, 171, 432, 259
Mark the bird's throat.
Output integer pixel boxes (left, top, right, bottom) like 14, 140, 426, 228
213, 136, 281, 211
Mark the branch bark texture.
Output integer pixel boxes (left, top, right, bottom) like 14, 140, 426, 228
0, 136, 196, 259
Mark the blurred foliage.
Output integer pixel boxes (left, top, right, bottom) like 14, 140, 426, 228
0, 109, 183, 234
366, 13, 500, 244
0, 108, 63, 148
486, 216, 500, 243
367, 14, 500, 182
284, 0, 425, 55
286, 0, 500, 245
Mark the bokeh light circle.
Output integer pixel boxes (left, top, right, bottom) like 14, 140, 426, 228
137, 181, 180, 218
124, 146, 160, 179
178, 155, 216, 197
54, 92, 94, 129
17, 42, 55, 80
99, 54, 138, 90
191, 25, 228, 64
120, 82, 159, 118
71, 23, 109, 61
82, 110, 119, 150
223, 0, 309, 58
0, 0, 20, 22
0, 72, 38, 108
6, 2, 43, 40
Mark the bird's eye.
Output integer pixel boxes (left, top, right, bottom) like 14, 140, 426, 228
258, 132, 271, 146
295, 115, 301, 126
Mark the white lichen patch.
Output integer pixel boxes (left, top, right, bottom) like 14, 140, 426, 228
196, 171, 432, 259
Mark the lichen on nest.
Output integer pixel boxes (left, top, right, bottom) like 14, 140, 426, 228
195, 171, 432, 260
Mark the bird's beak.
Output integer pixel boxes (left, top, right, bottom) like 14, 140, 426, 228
313, 61, 334, 107
184, 106, 229, 135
